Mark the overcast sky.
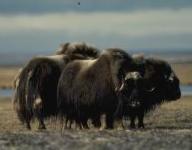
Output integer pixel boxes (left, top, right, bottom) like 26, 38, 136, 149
0, 0, 192, 54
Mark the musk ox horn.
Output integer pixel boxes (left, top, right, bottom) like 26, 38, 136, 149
146, 87, 156, 92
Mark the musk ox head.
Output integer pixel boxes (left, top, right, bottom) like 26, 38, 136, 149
145, 58, 181, 101
117, 72, 144, 110
55, 42, 100, 59
133, 56, 181, 102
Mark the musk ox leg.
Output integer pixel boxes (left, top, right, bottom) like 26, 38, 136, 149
115, 118, 125, 130
64, 117, 73, 129
105, 114, 114, 129
69, 120, 73, 129
38, 119, 46, 130
130, 115, 136, 129
26, 119, 31, 130
33, 98, 46, 130
92, 115, 101, 128
75, 118, 83, 130
82, 120, 89, 129
64, 117, 69, 129
138, 111, 145, 128
80, 116, 89, 129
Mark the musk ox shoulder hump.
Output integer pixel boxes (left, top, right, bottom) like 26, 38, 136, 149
72, 59, 97, 74
35, 55, 68, 69
55, 42, 100, 58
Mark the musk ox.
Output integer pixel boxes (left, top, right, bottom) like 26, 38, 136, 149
13, 42, 99, 130
57, 48, 139, 129
117, 71, 143, 113
120, 56, 181, 128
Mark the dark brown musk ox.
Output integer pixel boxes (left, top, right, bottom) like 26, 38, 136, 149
116, 72, 143, 115
13, 42, 100, 130
120, 55, 181, 129
112, 71, 143, 129
57, 48, 139, 129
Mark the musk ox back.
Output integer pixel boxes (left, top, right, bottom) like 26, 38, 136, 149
56, 42, 99, 59
123, 56, 181, 128
13, 56, 68, 129
57, 48, 137, 129
13, 42, 100, 130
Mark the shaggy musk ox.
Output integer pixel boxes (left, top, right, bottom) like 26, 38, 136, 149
117, 71, 143, 112
13, 42, 99, 130
57, 48, 138, 129
121, 56, 181, 128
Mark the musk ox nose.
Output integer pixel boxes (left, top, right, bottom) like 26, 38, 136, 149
129, 89, 141, 107
130, 101, 141, 107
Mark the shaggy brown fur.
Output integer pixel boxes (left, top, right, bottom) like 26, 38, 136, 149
124, 56, 181, 128
56, 42, 99, 59
57, 48, 138, 129
13, 42, 100, 130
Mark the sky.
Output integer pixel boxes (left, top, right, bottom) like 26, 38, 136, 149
0, 0, 192, 55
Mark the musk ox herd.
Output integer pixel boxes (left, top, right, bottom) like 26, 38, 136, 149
13, 42, 181, 130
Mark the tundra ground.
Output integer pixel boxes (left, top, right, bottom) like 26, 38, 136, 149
0, 96, 191, 150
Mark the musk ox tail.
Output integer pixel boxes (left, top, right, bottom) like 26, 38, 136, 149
13, 58, 61, 126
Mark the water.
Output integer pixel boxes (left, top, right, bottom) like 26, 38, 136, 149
0, 89, 14, 97
0, 85, 191, 98
181, 85, 192, 96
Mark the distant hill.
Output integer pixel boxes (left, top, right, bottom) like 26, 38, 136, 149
0, 51, 52, 67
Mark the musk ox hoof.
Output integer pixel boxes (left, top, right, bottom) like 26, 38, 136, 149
138, 123, 145, 129
129, 124, 136, 129
26, 124, 31, 130
105, 126, 114, 130
38, 124, 46, 130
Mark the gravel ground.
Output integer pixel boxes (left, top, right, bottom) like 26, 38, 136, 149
0, 129, 192, 150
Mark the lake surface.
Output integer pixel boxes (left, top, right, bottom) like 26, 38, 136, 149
0, 85, 192, 98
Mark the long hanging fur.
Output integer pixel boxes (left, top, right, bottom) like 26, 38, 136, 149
13, 42, 100, 129
13, 58, 63, 129
124, 56, 181, 128
57, 48, 137, 129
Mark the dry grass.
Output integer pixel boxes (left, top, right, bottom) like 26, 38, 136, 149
0, 96, 191, 132
145, 96, 192, 129
171, 63, 192, 85
0, 96, 191, 150
0, 67, 21, 89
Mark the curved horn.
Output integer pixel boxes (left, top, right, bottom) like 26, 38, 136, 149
119, 82, 125, 91
146, 87, 156, 92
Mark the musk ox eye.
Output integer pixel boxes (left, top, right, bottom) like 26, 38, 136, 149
164, 74, 168, 79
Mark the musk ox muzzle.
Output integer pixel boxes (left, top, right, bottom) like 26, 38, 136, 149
118, 72, 143, 109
